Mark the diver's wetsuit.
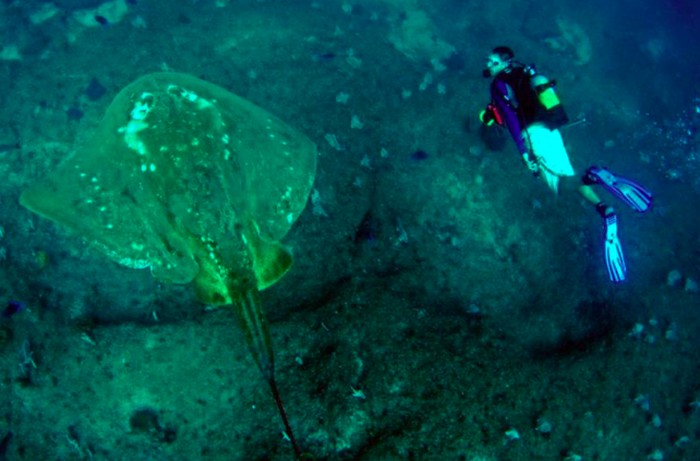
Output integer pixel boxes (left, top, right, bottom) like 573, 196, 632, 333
489, 65, 568, 155
489, 66, 533, 155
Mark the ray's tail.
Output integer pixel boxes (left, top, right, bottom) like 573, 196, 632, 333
233, 288, 302, 459
269, 377, 302, 459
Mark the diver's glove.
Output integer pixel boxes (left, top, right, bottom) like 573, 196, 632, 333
480, 107, 495, 126
521, 151, 539, 175
479, 103, 502, 126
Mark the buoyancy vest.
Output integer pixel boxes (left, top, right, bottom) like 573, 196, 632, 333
493, 64, 569, 129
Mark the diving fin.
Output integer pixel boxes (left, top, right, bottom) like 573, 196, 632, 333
585, 166, 653, 213
603, 212, 626, 283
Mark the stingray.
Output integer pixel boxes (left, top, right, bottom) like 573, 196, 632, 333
20, 73, 317, 458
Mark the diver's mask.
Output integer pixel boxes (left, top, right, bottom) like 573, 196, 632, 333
482, 58, 511, 78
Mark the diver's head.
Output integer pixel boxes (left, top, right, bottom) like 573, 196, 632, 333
482, 46, 514, 78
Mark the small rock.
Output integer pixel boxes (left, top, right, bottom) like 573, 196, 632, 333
85, 77, 107, 101
504, 427, 520, 442
464, 303, 481, 316
324, 133, 343, 151
674, 435, 690, 448
667, 269, 682, 287
418, 72, 433, 91
335, 92, 350, 104
66, 107, 84, 121
351, 115, 364, 129
629, 323, 645, 339
535, 418, 552, 434
634, 394, 651, 412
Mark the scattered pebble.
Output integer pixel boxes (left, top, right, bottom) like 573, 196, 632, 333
504, 427, 520, 442
66, 107, 84, 121
667, 269, 682, 287
674, 435, 690, 448
467, 304, 481, 316
131, 15, 147, 29
85, 77, 107, 101
351, 115, 364, 129
634, 394, 651, 412
345, 48, 362, 68
419, 72, 433, 91
310, 189, 328, 217
0, 44, 21, 61
535, 418, 552, 435
664, 323, 678, 341
324, 133, 343, 151
335, 92, 350, 104
29, 2, 60, 25
629, 323, 645, 339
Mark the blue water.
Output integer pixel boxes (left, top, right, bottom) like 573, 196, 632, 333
1, 1, 699, 460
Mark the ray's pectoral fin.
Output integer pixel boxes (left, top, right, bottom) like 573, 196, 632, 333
247, 225, 293, 291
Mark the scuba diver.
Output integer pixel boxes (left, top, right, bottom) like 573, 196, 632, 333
479, 46, 653, 283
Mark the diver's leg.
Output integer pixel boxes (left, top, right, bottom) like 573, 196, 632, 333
579, 183, 601, 205
581, 171, 625, 282
527, 124, 575, 194
580, 175, 613, 217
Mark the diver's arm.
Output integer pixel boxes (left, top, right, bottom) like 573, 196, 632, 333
491, 80, 528, 155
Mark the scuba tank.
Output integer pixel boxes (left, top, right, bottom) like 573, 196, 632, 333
523, 64, 562, 110
522, 63, 568, 128
534, 81, 561, 110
